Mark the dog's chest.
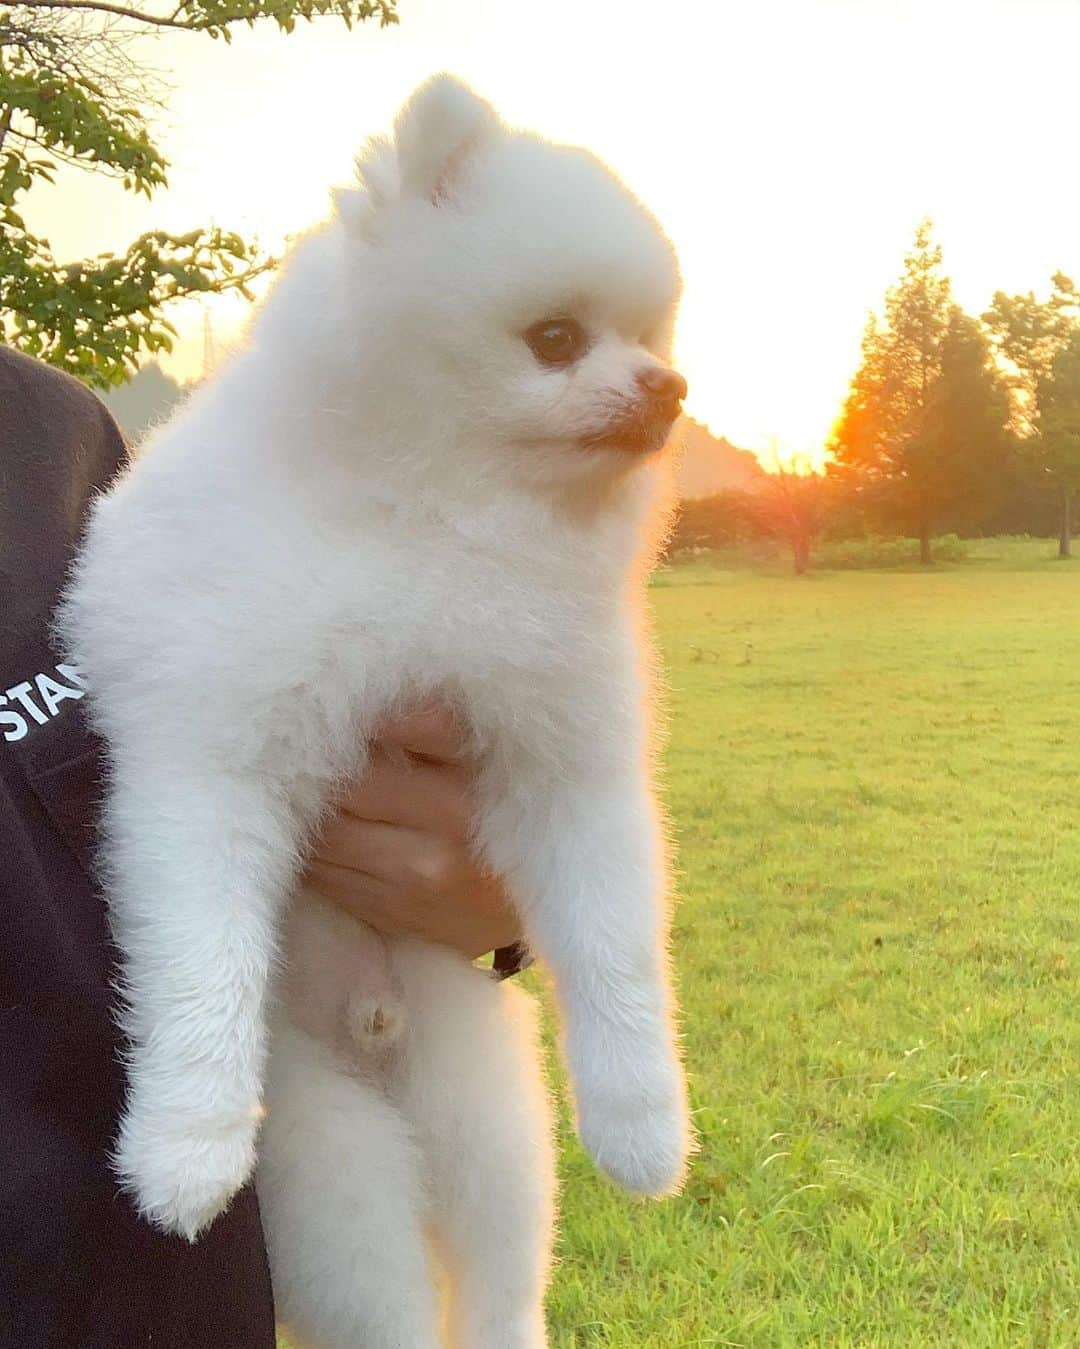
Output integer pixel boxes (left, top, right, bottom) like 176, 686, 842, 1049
327, 528, 605, 695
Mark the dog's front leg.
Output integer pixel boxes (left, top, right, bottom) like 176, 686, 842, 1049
476, 674, 693, 1196
102, 752, 302, 1241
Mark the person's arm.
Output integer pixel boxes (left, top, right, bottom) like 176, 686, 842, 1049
302, 706, 527, 964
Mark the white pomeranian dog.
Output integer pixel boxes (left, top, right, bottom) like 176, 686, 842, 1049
60, 75, 693, 1348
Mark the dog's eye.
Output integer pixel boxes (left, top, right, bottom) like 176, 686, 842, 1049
524, 318, 588, 368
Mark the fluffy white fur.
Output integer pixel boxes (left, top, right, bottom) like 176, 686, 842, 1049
60, 74, 692, 1348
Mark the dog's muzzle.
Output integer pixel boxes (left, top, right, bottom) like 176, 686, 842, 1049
583, 412, 678, 454
582, 366, 687, 454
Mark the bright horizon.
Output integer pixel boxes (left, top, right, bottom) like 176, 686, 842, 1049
26, 0, 1080, 463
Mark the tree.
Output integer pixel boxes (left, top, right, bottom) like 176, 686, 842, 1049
918, 307, 1015, 535
829, 221, 952, 563
1038, 329, 1080, 551
984, 273, 1080, 556
0, 0, 397, 387
743, 454, 834, 575
829, 222, 1012, 562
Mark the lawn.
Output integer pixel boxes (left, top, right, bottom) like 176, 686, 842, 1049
289, 538, 1080, 1347
546, 538, 1080, 1347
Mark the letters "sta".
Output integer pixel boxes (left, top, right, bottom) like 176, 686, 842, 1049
1, 665, 86, 743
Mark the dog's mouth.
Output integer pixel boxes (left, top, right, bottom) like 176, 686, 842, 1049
580, 411, 677, 455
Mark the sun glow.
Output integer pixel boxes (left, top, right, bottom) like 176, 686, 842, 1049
25, 0, 1080, 466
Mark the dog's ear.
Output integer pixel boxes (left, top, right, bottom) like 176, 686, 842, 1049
335, 135, 398, 236
393, 73, 500, 205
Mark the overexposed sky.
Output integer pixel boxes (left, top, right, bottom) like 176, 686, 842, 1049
29, 0, 1080, 459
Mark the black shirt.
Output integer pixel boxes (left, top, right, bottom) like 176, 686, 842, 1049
0, 346, 276, 1348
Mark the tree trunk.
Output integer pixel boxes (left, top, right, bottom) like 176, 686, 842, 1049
1059, 489, 1072, 559
919, 521, 932, 565
793, 535, 810, 575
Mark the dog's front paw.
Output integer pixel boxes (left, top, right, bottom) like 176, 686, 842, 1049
114, 1107, 260, 1242
575, 1060, 692, 1197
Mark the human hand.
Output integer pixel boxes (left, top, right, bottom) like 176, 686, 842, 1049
302, 707, 522, 959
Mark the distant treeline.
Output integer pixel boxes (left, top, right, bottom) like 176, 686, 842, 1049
667, 477, 1060, 573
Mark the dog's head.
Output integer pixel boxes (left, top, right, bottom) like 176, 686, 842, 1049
331, 75, 685, 492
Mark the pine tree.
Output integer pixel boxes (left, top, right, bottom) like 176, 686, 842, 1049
830, 222, 1011, 562
985, 274, 1080, 556
1038, 330, 1080, 553
830, 221, 951, 562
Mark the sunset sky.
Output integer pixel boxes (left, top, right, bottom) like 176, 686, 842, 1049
27, 0, 1080, 461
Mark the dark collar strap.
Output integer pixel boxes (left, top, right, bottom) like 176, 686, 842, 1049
491, 941, 534, 980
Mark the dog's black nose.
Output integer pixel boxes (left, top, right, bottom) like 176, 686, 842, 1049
637, 366, 688, 407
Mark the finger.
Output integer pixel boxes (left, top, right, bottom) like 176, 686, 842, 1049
309, 847, 522, 956
303, 861, 423, 938
305, 819, 525, 957
334, 751, 472, 839
374, 705, 469, 765
311, 817, 463, 898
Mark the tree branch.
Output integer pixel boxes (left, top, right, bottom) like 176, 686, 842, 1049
8, 0, 194, 28
7, 0, 396, 32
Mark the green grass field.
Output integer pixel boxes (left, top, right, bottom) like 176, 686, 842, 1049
286, 538, 1080, 1347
